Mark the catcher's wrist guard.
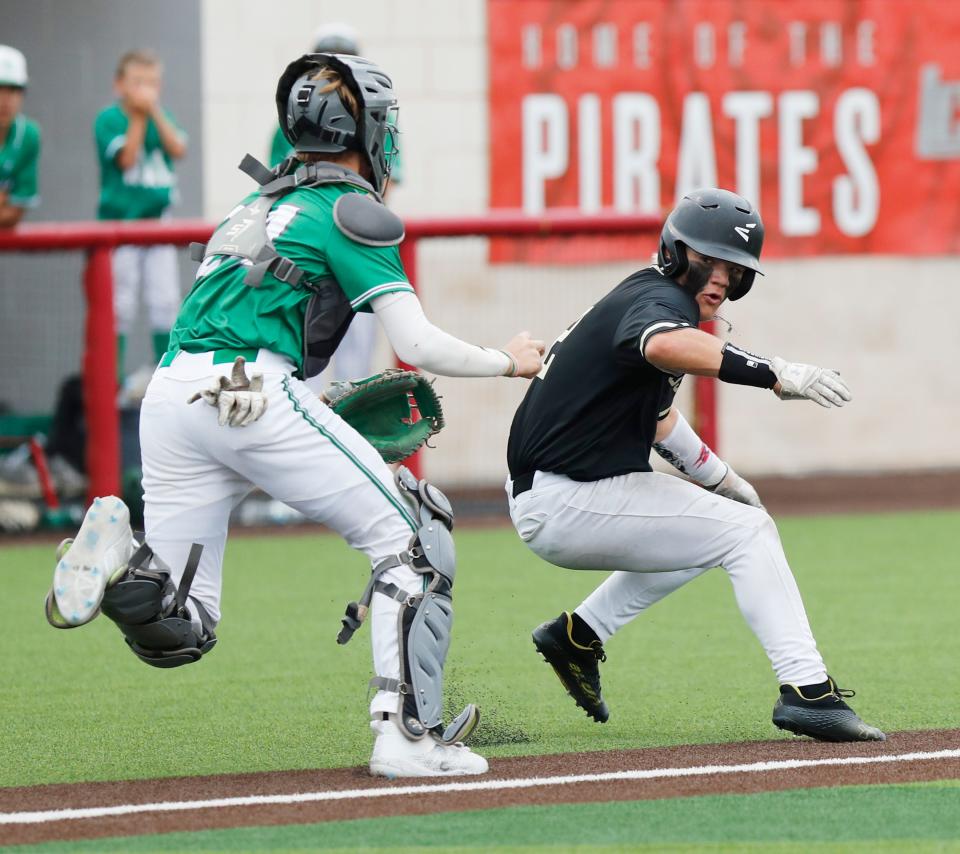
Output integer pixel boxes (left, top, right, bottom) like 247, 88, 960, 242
324, 368, 445, 463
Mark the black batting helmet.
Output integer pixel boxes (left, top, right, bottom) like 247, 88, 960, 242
658, 188, 765, 300
275, 53, 398, 194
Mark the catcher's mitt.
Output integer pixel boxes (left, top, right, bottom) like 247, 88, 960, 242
324, 369, 445, 463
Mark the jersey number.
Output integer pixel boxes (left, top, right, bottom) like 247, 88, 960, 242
537, 306, 594, 381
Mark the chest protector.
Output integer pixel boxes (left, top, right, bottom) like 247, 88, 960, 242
190, 155, 392, 378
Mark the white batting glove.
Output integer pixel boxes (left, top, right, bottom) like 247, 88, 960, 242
188, 356, 268, 427
771, 357, 852, 408
711, 465, 765, 510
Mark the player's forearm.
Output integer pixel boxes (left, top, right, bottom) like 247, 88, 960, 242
151, 107, 187, 159
116, 113, 148, 171
652, 408, 726, 487
644, 328, 724, 376
372, 292, 512, 377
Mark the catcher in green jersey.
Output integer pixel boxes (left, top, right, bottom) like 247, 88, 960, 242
47, 52, 543, 778
0, 45, 40, 228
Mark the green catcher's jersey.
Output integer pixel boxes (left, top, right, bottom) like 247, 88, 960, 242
168, 182, 413, 376
0, 114, 40, 208
94, 102, 183, 219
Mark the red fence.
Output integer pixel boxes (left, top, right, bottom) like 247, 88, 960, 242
0, 212, 717, 503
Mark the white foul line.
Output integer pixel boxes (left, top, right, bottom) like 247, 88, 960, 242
3, 748, 959, 826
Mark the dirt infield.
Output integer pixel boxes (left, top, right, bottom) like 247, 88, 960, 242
3, 728, 958, 847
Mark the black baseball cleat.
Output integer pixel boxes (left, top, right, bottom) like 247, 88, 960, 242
532, 612, 609, 723
772, 677, 886, 742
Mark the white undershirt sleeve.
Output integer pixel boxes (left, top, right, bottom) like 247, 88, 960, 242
371, 291, 512, 377
652, 409, 727, 488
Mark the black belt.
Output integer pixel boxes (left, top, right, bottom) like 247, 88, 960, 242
511, 471, 535, 498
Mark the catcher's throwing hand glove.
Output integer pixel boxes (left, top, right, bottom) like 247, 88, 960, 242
323, 368, 445, 463
771, 357, 852, 408
710, 465, 765, 510
187, 356, 268, 427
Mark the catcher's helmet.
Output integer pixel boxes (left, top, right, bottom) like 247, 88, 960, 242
658, 188, 764, 300
275, 53, 397, 194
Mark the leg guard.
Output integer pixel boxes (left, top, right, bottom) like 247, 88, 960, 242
100, 541, 217, 669
365, 467, 478, 743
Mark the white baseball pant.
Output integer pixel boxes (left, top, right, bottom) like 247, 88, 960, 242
112, 244, 181, 334
507, 469, 828, 686
139, 349, 422, 716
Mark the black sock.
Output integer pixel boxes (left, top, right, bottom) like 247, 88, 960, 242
797, 678, 833, 700
570, 612, 600, 647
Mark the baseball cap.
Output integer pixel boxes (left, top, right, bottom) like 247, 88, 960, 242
312, 23, 361, 56
0, 45, 28, 88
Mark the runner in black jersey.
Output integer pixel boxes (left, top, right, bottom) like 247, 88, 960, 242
508, 266, 697, 483
508, 188, 885, 744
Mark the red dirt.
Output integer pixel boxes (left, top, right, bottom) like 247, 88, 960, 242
2, 728, 958, 847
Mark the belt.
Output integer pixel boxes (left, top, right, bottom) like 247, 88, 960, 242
159, 347, 259, 368
511, 471, 535, 498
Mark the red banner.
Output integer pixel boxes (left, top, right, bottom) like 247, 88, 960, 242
488, 0, 960, 258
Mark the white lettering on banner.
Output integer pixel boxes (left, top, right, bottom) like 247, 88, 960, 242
788, 22, 807, 68
833, 88, 880, 236
633, 23, 652, 68
675, 93, 718, 202
594, 24, 617, 67
728, 22, 747, 67
722, 91, 773, 204
821, 21, 843, 67
518, 18, 876, 72
557, 24, 578, 69
857, 21, 877, 66
779, 90, 821, 236
522, 95, 568, 213
694, 23, 716, 69
519, 87, 881, 235
522, 24, 541, 69
613, 93, 661, 212
578, 94, 602, 212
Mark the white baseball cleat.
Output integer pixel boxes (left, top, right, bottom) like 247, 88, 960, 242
48, 496, 133, 628
369, 717, 489, 778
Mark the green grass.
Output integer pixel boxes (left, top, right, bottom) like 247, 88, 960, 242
9, 781, 960, 853
1, 509, 958, 788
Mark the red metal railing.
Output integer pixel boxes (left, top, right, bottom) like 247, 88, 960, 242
0, 212, 717, 502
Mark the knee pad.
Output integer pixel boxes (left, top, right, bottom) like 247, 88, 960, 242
101, 541, 217, 669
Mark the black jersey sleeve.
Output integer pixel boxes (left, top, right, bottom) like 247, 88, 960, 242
613, 298, 696, 368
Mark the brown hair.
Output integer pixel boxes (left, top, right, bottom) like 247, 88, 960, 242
115, 49, 161, 79
295, 68, 361, 165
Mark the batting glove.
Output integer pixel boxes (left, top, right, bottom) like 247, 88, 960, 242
188, 356, 268, 427
771, 357, 852, 408
711, 465, 765, 510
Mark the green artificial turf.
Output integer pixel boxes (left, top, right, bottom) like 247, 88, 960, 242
8, 781, 960, 852
1, 509, 958, 787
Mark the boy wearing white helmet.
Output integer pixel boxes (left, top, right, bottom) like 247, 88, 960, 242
0, 45, 40, 228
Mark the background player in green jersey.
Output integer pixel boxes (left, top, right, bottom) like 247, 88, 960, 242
94, 49, 188, 376
48, 53, 544, 778
0, 45, 40, 228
